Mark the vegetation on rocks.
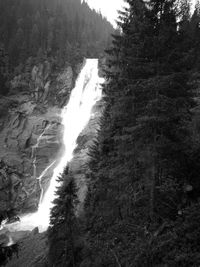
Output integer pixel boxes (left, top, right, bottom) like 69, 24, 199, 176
0, 0, 113, 265
48, 0, 200, 266
2, 0, 200, 266
0, 0, 113, 96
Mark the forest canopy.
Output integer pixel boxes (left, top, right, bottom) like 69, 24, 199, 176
0, 0, 113, 74
48, 0, 200, 266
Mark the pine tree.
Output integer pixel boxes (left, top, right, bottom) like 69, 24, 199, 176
0, 44, 9, 95
48, 168, 81, 267
82, 0, 196, 266
0, 0, 114, 70
30, 24, 40, 56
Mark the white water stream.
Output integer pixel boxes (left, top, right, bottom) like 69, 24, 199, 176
4, 58, 103, 234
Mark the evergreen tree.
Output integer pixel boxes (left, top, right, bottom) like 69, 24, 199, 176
82, 0, 198, 266
0, 0, 113, 70
48, 168, 82, 267
0, 44, 9, 95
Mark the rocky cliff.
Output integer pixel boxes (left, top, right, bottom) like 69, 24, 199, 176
0, 61, 77, 219
2, 93, 104, 266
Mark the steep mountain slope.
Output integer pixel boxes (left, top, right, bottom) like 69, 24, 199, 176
0, 0, 112, 223
0, 0, 113, 71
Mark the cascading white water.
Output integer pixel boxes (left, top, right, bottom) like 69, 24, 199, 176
4, 58, 104, 233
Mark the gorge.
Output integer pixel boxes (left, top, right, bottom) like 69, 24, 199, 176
2, 0, 200, 266
0, 58, 104, 246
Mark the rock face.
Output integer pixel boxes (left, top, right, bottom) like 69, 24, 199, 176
0, 58, 103, 222
0, 62, 75, 217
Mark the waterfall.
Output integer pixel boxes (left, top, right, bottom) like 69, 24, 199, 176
4, 58, 103, 233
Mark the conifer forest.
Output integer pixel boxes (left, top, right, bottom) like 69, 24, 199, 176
1, 0, 200, 266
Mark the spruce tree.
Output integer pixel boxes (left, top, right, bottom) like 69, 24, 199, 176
82, 0, 196, 266
0, 44, 9, 95
48, 168, 81, 267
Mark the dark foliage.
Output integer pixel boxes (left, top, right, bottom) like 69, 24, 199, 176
78, 0, 200, 266
0, 243, 19, 266
0, 0, 113, 91
0, 44, 9, 95
48, 0, 200, 266
48, 168, 82, 267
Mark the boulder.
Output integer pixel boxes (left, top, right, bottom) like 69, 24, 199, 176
31, 227, 39, 236
10, 230, 31, 243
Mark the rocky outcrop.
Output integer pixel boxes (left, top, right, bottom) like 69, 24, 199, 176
0, 98, 65, 214
0, 58, 102, 221
0, 62, 76, 218
55, 66, 74, 107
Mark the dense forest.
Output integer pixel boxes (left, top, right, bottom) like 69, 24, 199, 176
48, 0, 200, 266
2, 0, 200, 266
0, 0, 113, 95
0, 0, 113, 265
